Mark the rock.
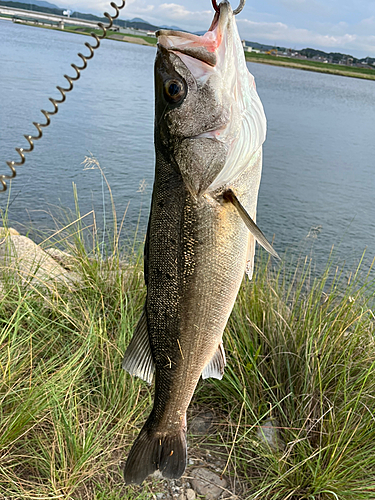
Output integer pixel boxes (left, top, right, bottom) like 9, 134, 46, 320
177, 494, 186, 500
256, 418, 285, 451
186, 489, 196, 500
189, 411, 214, 435
190, 468, 227, 500
0, 234, 78, 290
0, 227, 20, 236
44, 247, 78, 269
45, 247, 132, 277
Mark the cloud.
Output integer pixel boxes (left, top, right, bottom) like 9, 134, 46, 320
68, 0, 110, 14
357, 16, 375, 35
236, 18, 375, 56
68, 0, 155, 18
269, 0, 330, 15
279, 0, 314, 10
158, 3, 212, 26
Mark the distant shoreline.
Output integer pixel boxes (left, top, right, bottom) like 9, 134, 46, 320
2, 14, 375, 81
245, 53, 375, 80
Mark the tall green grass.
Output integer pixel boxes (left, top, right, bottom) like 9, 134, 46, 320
198, 252, 375, 499
1, 182, 374, 498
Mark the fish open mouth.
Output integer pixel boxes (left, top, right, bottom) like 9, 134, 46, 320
156, 1, 231, 67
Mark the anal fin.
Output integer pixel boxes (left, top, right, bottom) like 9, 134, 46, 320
223, 189, 280, 260
202, 343, 226, 380
122, 308, 155, 384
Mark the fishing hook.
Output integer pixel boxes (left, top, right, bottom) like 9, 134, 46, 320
0, 0, 126, 192
233, 0, 246, 15
211, 0, 246, 15
212, 0, 220, 12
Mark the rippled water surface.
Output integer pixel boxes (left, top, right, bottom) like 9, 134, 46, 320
1, 19, 374, 271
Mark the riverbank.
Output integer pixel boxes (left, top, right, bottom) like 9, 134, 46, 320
2, 13, 375, 80
0, 13, 157, 45
245, 52, 375, 80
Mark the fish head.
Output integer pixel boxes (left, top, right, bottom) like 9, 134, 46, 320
155, 0, 266, 196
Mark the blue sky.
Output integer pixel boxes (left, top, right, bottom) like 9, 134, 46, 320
65, 0, 375, 58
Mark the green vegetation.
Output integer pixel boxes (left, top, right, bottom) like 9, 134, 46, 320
118, 32, 157, 45
199, 251, 375, 498
245, 52, 375, 80
1, 176, 375, 498
65, 28, 157, 45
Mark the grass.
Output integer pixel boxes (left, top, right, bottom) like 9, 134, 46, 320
63, 27, 158, 45
117, 33, 157, 45
197, 252, 375, 498
0, 178, 375, 498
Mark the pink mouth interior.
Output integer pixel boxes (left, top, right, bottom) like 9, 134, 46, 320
157, 6, 223, 55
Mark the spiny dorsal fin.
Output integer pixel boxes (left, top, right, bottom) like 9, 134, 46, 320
202, 343, 226, 380
122, 308, 155, 384
223, 189, 280, 260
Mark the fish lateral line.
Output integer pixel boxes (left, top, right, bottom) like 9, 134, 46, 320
222, 189, 280, 260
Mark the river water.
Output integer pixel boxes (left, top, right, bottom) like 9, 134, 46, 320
1, 19, 374, 273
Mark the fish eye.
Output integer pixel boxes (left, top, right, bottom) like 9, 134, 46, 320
164, 79, 186, 104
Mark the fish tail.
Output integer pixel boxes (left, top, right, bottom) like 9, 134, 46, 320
123, 413, 187, 484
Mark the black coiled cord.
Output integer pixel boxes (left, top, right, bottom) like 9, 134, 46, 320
0, 0, 126, 192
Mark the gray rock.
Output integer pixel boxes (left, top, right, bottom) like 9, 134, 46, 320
0, 227, 20, 236
186, 489, 196, 500
189, 411, 214, 435
256, 418, 285, 451
44, 247, 78, 269
0, 234, 79, 290
45, 247, 131, 271
190, 468, 227, 500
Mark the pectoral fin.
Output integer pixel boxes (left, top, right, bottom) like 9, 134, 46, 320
122, 308, 155, 384
223, 189, 280, 260
202, 343, 226, 380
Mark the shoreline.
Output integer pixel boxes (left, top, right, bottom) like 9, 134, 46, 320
2, 14, 375, 80
245, 54, 375, 80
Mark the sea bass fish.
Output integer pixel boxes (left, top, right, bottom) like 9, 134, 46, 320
122, 0, 278, 484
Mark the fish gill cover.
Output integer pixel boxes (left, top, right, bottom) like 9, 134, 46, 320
157, 0, 267, 192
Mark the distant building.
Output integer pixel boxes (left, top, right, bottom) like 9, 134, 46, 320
241, 41, 260, 53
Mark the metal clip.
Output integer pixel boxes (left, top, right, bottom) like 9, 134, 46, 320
212, 0, 246, 15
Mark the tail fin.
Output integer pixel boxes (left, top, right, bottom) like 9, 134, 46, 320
123, 415, 187, 484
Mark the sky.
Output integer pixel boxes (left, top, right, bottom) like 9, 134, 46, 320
64, 0, 375, 59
